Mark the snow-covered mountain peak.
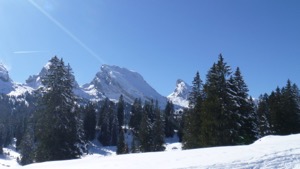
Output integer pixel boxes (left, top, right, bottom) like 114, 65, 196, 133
0, 63, 34, 96
168, 79, 191, 108
84, 64, 166, 105
0, 63, 11, 82
26, 61, 80, 89
175, 79, 189, 95
99, 64, 142, 80
25, 63, 50, 89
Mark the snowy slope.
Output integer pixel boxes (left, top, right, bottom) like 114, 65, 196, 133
167, 79, 191, 108
83, 65, 166, 105
4, 134, 300, 169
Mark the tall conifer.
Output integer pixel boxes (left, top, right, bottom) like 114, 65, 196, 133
183, 71, 203, 149
35, 56, 84, 162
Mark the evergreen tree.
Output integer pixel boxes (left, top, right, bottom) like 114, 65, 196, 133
34, 56, 84, 162
164, 101, 175, 138
110, 108, 119, 146
138, 101, 152, 152
19, 122, 35, 165
228, 67, 256, 144
269, 87, 283, 134
152, 101, 165, 152
183, 71, 203, 149
280, 80, 300, 134
117, 95, 125, 130
200, 54, 233, 146
242, 96, 258, 143
83, 103, 97, 141
0, 124, 3, 155
130, 135, 139, 153
188, 71, 202, 109
98, 98, 119, 146
116, 129, 127, 155
257, 94, 272, 137
129, 98, 143, 134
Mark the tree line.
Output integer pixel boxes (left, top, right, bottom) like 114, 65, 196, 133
0, 55, 299, 165
182, 54, 300, 149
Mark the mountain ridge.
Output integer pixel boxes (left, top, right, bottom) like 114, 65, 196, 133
0, 62, 185, 107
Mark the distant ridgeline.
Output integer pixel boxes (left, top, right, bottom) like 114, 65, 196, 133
0, 55, 299, 166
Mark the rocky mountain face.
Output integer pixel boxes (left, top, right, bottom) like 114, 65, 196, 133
0, 63, 33, 96
82, 65, 166, 105
0, 63, 13, 94
167, 79, 191, 108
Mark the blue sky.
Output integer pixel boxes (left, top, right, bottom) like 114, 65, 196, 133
0, 0, 300, 98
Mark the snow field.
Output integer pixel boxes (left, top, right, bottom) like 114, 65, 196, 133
1, 134, 300, 169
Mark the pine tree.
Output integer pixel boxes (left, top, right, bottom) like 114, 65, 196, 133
242, 96, 258, 144
228, 67, 256, 144
188, 71, 202, 109
98, 98, 119, 146
281, 80, 300, 134
256, 94, 272, 137
138, 109, 152, 152
269, 87, 283, 134
183, 71, 203, 149
129, 98, 143, 134
117, 95, 125, 130
138, 101, 152, 152
152, 101, 165, 152
83, 102, 97, 141
110, 108, 119, 146
19, 122, 35, 165
0, 125, 3, 155
116, 129, 127, 155
34, 56, 84, 162
164, 101, 175, 138
200, 54, 233, 146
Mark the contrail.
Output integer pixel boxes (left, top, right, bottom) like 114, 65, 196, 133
13, 50, 47, 54
27, 0, 105, 64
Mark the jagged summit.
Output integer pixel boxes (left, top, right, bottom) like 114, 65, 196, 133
168, 79, 191, 108
0, 63, 14, 94
26, 61, 80, 89
0, 63, 33, 96
83, 64, 166, 105
26, 63, 50, 89
0, 63, 11, 82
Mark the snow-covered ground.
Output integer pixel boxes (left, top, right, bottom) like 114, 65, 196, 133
2, 134, 300, 169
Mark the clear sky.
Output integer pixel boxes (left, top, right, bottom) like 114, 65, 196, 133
0, 0, 299, 98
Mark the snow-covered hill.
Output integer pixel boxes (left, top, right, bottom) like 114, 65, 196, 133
3, 134, 300, 169
167, 79, 191, 108
82, 65, 166, 105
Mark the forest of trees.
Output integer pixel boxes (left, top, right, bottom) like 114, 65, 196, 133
182, 54, 300, 149
0, 55, 299, 165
